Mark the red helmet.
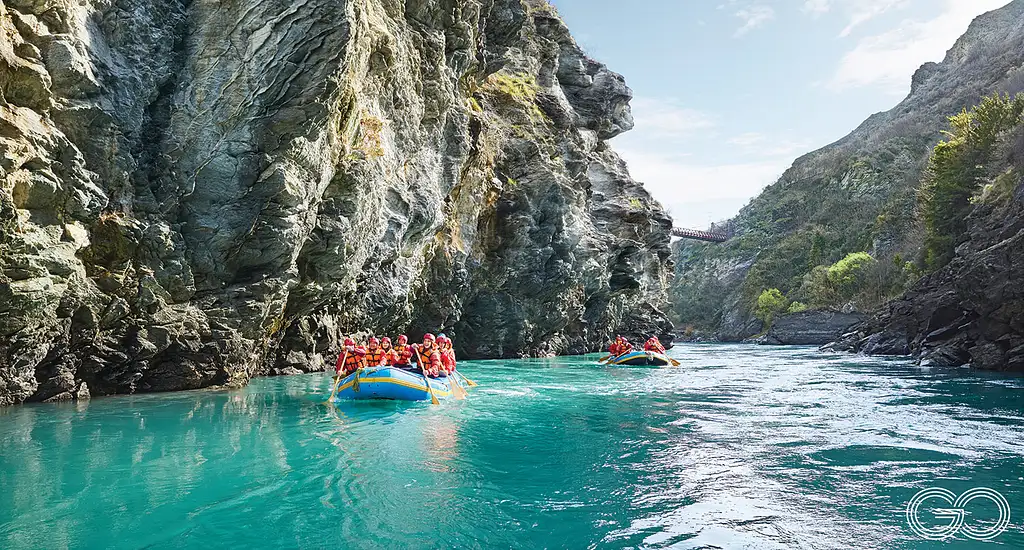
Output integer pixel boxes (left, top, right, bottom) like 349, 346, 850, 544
369, 337, 379, 346
343, 337, 355, 346
398, 335, 408, 344
423, 333, 435, 342
382, 337, 391, 345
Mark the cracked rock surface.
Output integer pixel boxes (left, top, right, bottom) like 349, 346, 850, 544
0, 0, 674, 406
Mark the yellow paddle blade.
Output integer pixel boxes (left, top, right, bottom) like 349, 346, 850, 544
459, 373, 478, 387
326, 351, 349, 402
324, 378, 340, 403
451, 378, 467, 400
428, 385, 440, 404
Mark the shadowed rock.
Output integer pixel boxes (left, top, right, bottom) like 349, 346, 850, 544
0, 0, 673, 405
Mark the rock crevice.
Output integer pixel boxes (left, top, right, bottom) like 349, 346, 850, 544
0, 0, 673, 406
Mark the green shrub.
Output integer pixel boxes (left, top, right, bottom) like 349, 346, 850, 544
799, 265, 837, 308
755, 288, 789, 327
826, 251, 876, 294
481, 71, 547, 124
787, 301, 808, 314
920, 93, 1024, 269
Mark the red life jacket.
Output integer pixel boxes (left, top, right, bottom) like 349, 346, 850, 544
390, 344, 413, 366
417, 345, 442, 377
644, 340, 665, 353
341, 346, 367, 375
440, 346, 456, 372
366, 346, 385, 366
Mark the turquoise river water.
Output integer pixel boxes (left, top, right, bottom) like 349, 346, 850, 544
2, 344, 1023, 549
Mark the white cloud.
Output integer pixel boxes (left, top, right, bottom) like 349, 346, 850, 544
629, 97, 716, 140
803, 0, 832, 15
616, 148, 791, 228
734, 5, 775, 37
617, 99, 816, 226
827, 0, 1010, 93
839, 0, 910, 37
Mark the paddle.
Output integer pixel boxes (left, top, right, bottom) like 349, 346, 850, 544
454, 371, 478, 387
448, 365, 468, 400
413, 346, 440, 405
597, 355, 612, 363
325, 349, 348, 403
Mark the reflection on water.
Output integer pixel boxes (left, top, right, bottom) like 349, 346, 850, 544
0, 346, 1023, 549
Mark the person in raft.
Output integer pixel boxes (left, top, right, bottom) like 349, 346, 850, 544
414, 333, 444, 378
379, 337, 394, 365
437, 334, 456, 375
365, 337, 387, 367
336, 337, 368, 376
608, 335, 633, 357
387, 335, 415, 369
643, 336, 666, 354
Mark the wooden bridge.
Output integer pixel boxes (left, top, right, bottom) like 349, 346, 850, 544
671, 227, 730, 243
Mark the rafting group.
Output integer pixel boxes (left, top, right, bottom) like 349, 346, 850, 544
327, 333, 475, 404
327, 332, 677, 404
600, 335, 679, 367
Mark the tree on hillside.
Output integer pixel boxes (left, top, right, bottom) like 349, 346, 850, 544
755, 288, 789, 328
921, 93, 1024, 269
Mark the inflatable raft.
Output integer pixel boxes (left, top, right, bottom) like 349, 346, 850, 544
330, 366, 455, 402
606, 351, 671, 366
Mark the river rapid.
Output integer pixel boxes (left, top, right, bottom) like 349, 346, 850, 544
1, 344, 1023, 549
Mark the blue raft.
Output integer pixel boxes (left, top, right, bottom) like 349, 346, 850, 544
331, 366, 454, 402
606, 351, 671, 366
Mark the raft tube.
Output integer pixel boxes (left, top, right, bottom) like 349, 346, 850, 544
607, 351, 671, 366
331, 366, 454, 402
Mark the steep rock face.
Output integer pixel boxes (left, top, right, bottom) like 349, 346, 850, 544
0, 0, 673, 406
670, 0, 1024, 340
763, 311, 866, 346
827, 176, 1024, 370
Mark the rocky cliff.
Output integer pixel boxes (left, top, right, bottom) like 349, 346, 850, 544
0, 0, 674, 406
671, 0, 1024, 340
827, 117, 1024, 370
762, 311, 866, 346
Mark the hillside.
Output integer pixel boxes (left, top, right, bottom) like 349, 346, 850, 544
671, 0, 1024, 340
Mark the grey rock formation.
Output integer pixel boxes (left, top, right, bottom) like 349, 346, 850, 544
762, 311, 866, 346
671, 0, 1024, 341
0, 0, 673, 406
827, 177, 1024, 370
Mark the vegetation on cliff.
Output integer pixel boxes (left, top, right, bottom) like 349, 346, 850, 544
671, 0, 1024, 340
921, 92, 1024, 269
830, 93, 1024, 370
0, 0, 674, 406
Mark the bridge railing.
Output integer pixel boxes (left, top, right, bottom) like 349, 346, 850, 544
671, 227, 730, 242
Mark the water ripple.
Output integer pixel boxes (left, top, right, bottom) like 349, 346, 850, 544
1, 345, 1023, 548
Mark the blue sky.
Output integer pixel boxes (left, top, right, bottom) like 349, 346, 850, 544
549, 0, 1012, 228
